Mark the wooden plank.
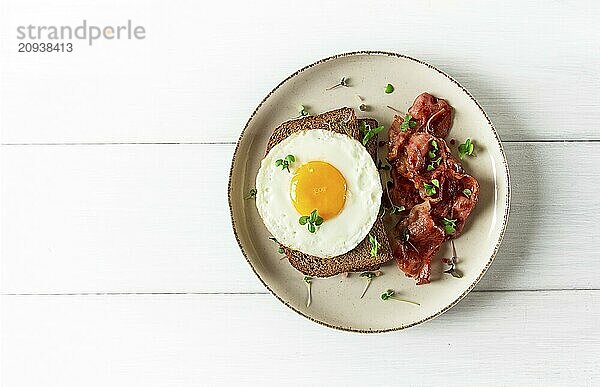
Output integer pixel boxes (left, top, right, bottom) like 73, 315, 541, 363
2, 142, 599, 293
2, 291, 598, 386
1, 0, 599, 144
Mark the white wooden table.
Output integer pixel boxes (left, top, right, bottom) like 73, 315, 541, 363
2, 1, 599, 385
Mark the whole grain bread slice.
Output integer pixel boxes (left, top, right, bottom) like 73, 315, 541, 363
266, 108, 393, 277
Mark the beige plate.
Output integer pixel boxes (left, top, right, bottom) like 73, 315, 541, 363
228, 51, 510, 333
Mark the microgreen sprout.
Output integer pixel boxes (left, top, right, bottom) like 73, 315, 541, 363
425, 139, 442, 171
368, 233, 380, 257
400, 114, 418, 132
380, 289, 420, 306
360, 121, 385, 145
275, 154, 295, 172
441, 218, 457, 235
299, 209, 324, 233
381, 180, 405, 218
295, 105, 310, 118
389, 204, 405, 215
427, 157, 442, 171
442, 240, 463, 278
325, 77, 349, 91
269, 237, 286, 256
423, 179, 439, 196
359, 270, 382, 299
384, 83, 395, 94
304, 276, 313, 307
245, 188, 257, 199
463, 188, 472, 198
396, 227, 418, 252
458, 138, 476, 160
355, 95, 368, 111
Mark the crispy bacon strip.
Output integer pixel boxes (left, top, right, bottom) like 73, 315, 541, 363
387, 114, 421, 162
408, 93, 453, 138
393, 202, 445, 285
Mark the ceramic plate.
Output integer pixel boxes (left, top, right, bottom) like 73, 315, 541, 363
228, 51, 510, 332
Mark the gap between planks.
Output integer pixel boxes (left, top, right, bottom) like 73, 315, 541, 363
3, 289, 599, 296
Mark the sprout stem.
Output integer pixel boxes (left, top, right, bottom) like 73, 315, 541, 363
387, 105, 404, 114
390, 297, 420, 306
360, 278, 371, 299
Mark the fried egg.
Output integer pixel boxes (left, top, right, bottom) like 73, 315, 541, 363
255, 129, 382, 258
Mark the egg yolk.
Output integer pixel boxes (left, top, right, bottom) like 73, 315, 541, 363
290, 161, 347, 220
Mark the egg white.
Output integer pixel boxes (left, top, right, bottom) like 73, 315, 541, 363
255, 129, 382, 258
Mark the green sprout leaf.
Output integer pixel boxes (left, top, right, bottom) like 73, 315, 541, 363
442, 217, 457, 235
400, 114, 418, 132
368, 233, 380, 257
325, 77, 349, 91
426, 140, 441, 170
362, 125, 385, 146
458, 138, 476, 160
359, 271, 382, 298
385, 83, 395, 94
423, 179, 440, 196
297, 105, 310, 117
380, 289, 420, 306
269, 237, 286, 255
244, 188, 257, 199
389, 205, 405, 215
299, 209, 324, 233
463, 188, 472, 198
380, 289, 394, 300
359, 121, 370, 134
275, 154, 296, 172
423, 182, 435, 196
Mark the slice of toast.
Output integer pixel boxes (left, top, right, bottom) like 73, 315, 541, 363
265, 108, 393, 277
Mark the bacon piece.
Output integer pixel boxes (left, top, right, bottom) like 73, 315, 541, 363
393, 201, 445, 285
387, 169, 421, 211
408, 93, 453, 138
394, 133, 460, 203
431, 173, 479, 239
387, 114, 422, 162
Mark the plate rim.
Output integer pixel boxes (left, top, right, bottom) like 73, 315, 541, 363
227, 50, 511, 333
